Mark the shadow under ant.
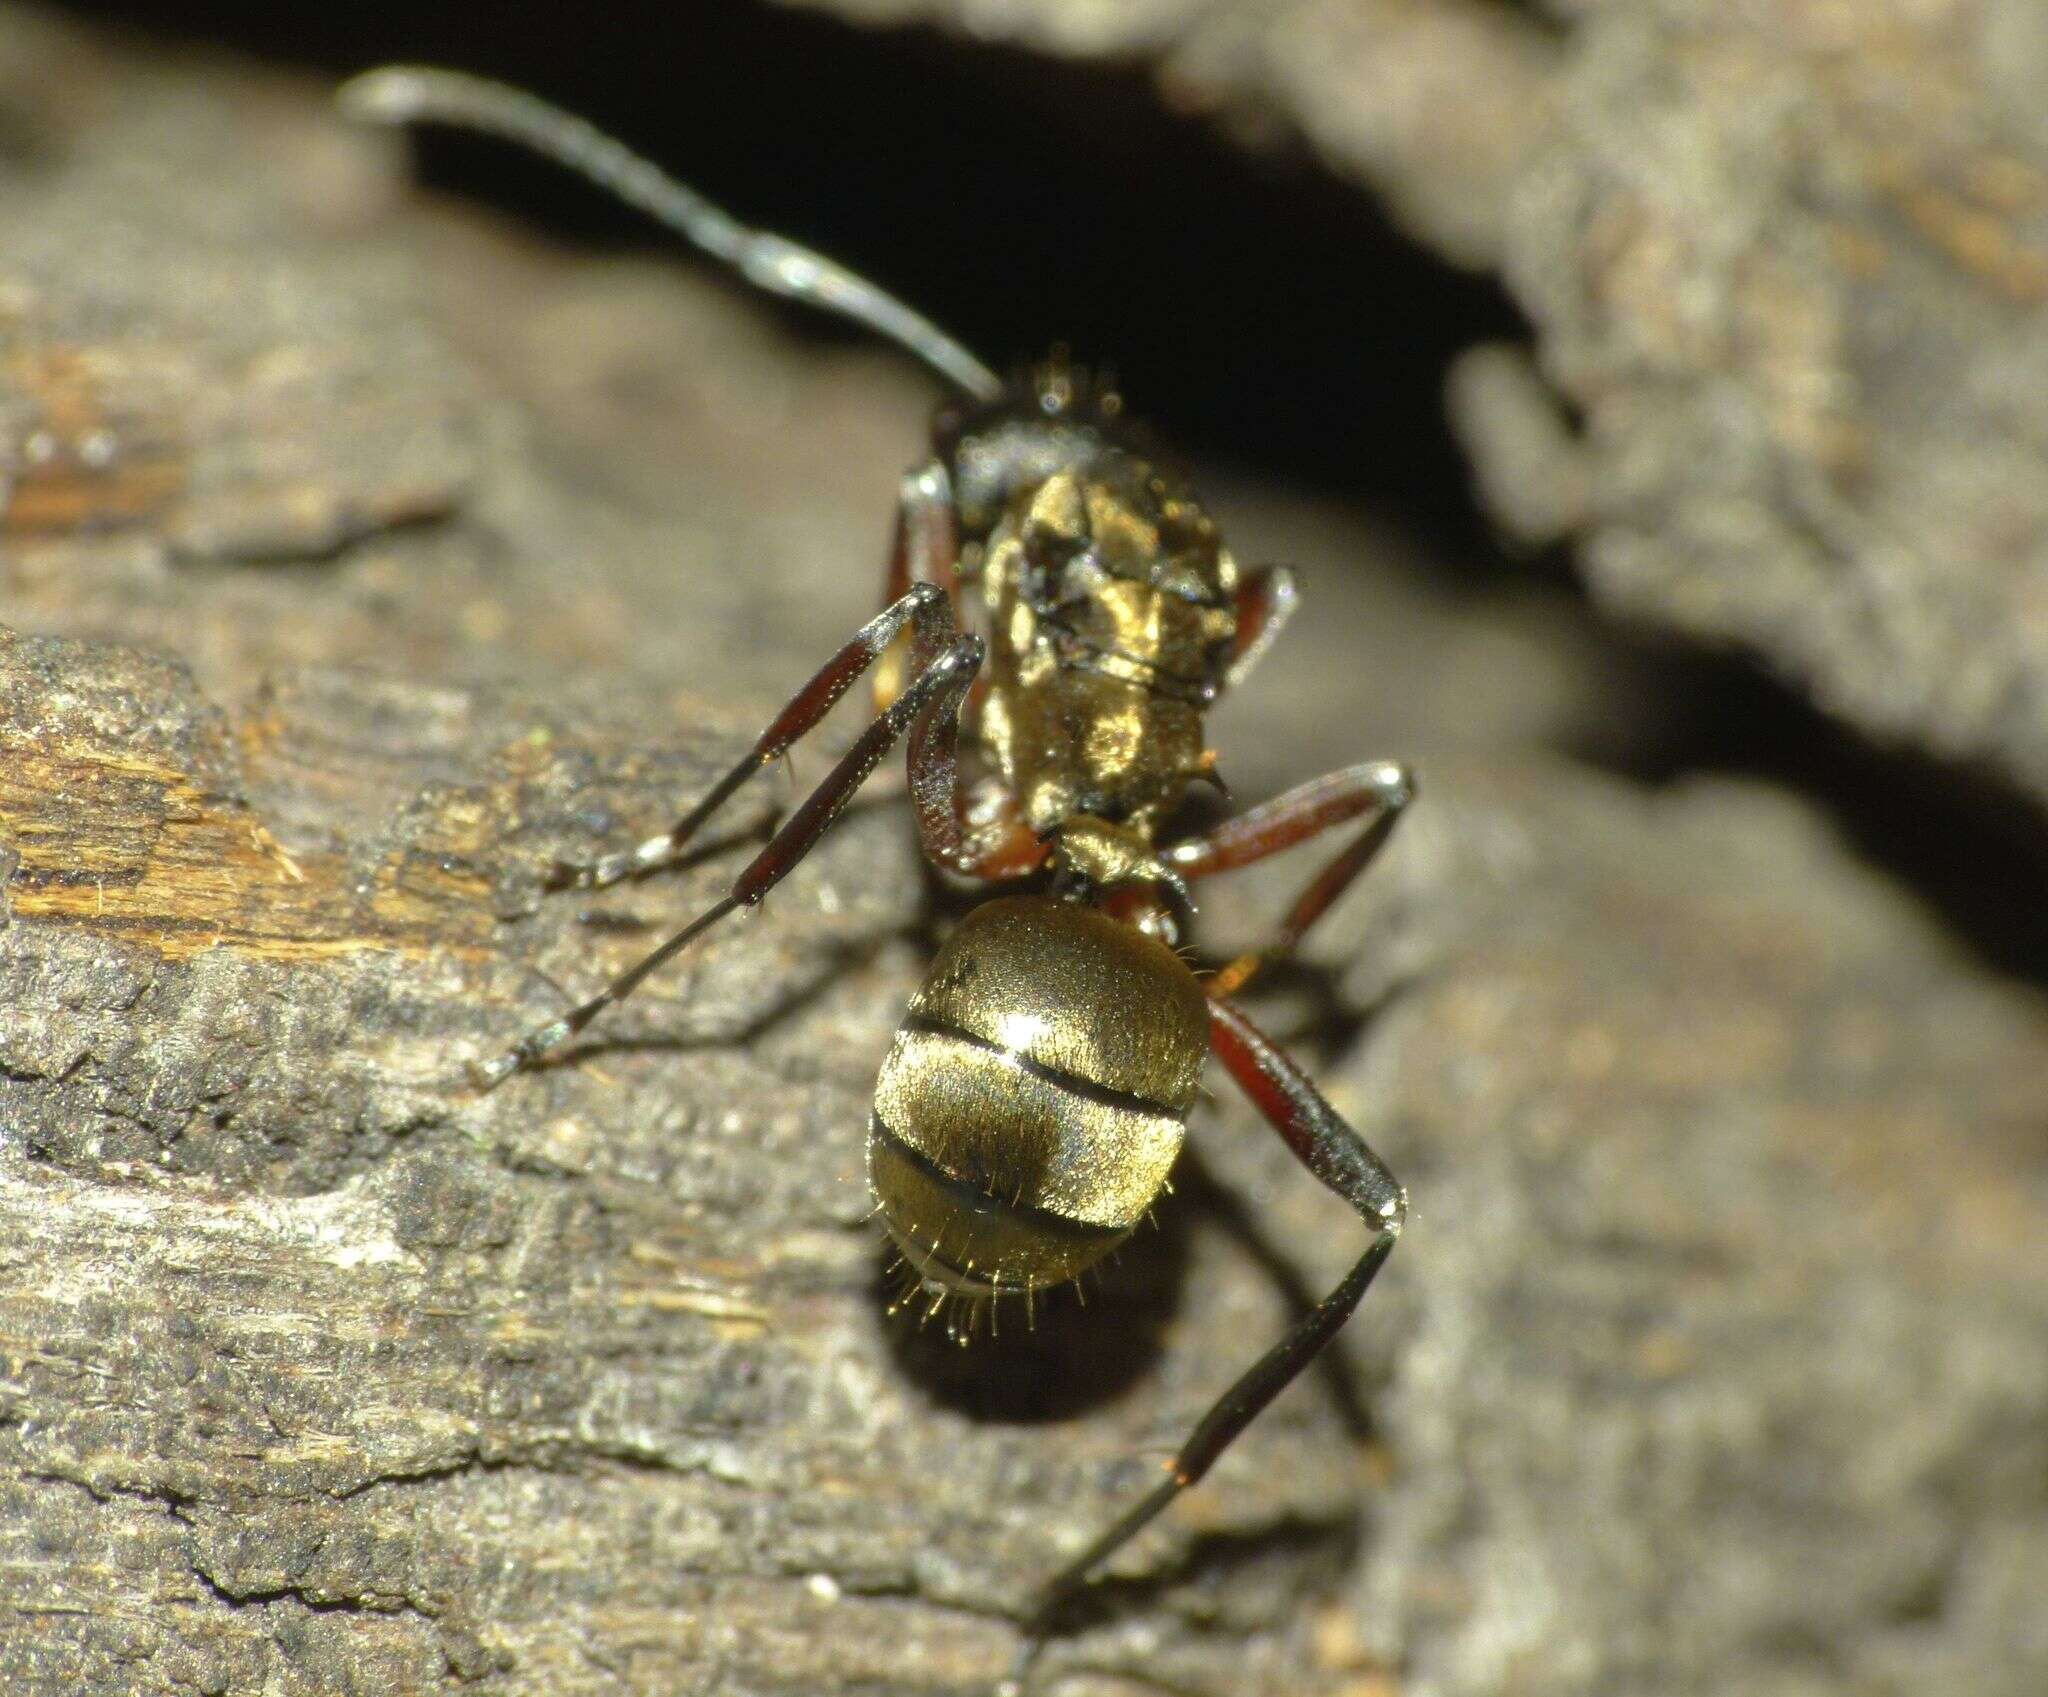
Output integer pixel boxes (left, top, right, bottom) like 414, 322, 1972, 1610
877, 1196, 1193, 1425
1170, 1144, 1378, 1448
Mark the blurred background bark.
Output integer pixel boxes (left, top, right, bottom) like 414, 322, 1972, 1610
1, 4, 2043, 1695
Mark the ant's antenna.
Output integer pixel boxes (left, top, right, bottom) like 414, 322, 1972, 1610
339, 66, 1003, 402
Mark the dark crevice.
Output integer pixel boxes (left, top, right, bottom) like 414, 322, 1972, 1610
328, 1450, 534, 1501
187, 1561, 431, 1619
1566, 629, 2048, 983
66, 0, 1524, 563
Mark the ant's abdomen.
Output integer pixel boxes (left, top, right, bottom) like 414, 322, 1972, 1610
868, 895, 1208, 1296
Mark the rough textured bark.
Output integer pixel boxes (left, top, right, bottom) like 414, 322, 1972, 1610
2, 8, 2044, 1697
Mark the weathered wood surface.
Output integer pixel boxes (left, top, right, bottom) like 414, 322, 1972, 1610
1, 10, 2045, 1697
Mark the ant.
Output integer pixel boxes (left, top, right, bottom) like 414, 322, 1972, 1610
342, 66, 1414, 1686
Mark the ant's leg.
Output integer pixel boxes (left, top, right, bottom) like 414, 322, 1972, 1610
1164, 758, 1414, 998
1222, 564, 1300, 691
1021, 994, 1404, 1644
474, 627, 984, 1088
550, 583, 959, 891
874, 461, 961, 715
870, 479, 1048, 883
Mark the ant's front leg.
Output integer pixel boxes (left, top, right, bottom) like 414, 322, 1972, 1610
1164, 758, 1415, 997
1014, 995, 1405, 1666
550, 579, 959, 892
873, 460, 961, 716
475, 591, 982, 1087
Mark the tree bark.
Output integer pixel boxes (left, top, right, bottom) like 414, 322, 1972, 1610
2, 10, 2044, 1696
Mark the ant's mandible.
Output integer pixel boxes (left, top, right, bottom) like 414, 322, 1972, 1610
342, 66, 1413, 1685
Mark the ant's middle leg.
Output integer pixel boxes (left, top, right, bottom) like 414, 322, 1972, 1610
1164, 758, 1414, 998
474, 606, 983, 1088
1221, 564, 1300, 692
550, 579, 960, 891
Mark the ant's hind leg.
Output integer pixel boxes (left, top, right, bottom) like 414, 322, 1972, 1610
474, 601, 981, 1088
1013, 994, 1404, 1663
548, 581, 960, 892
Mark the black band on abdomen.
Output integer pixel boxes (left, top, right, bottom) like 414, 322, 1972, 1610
869, 1110, 1129, 1247
899, 1012, 1189, 1123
